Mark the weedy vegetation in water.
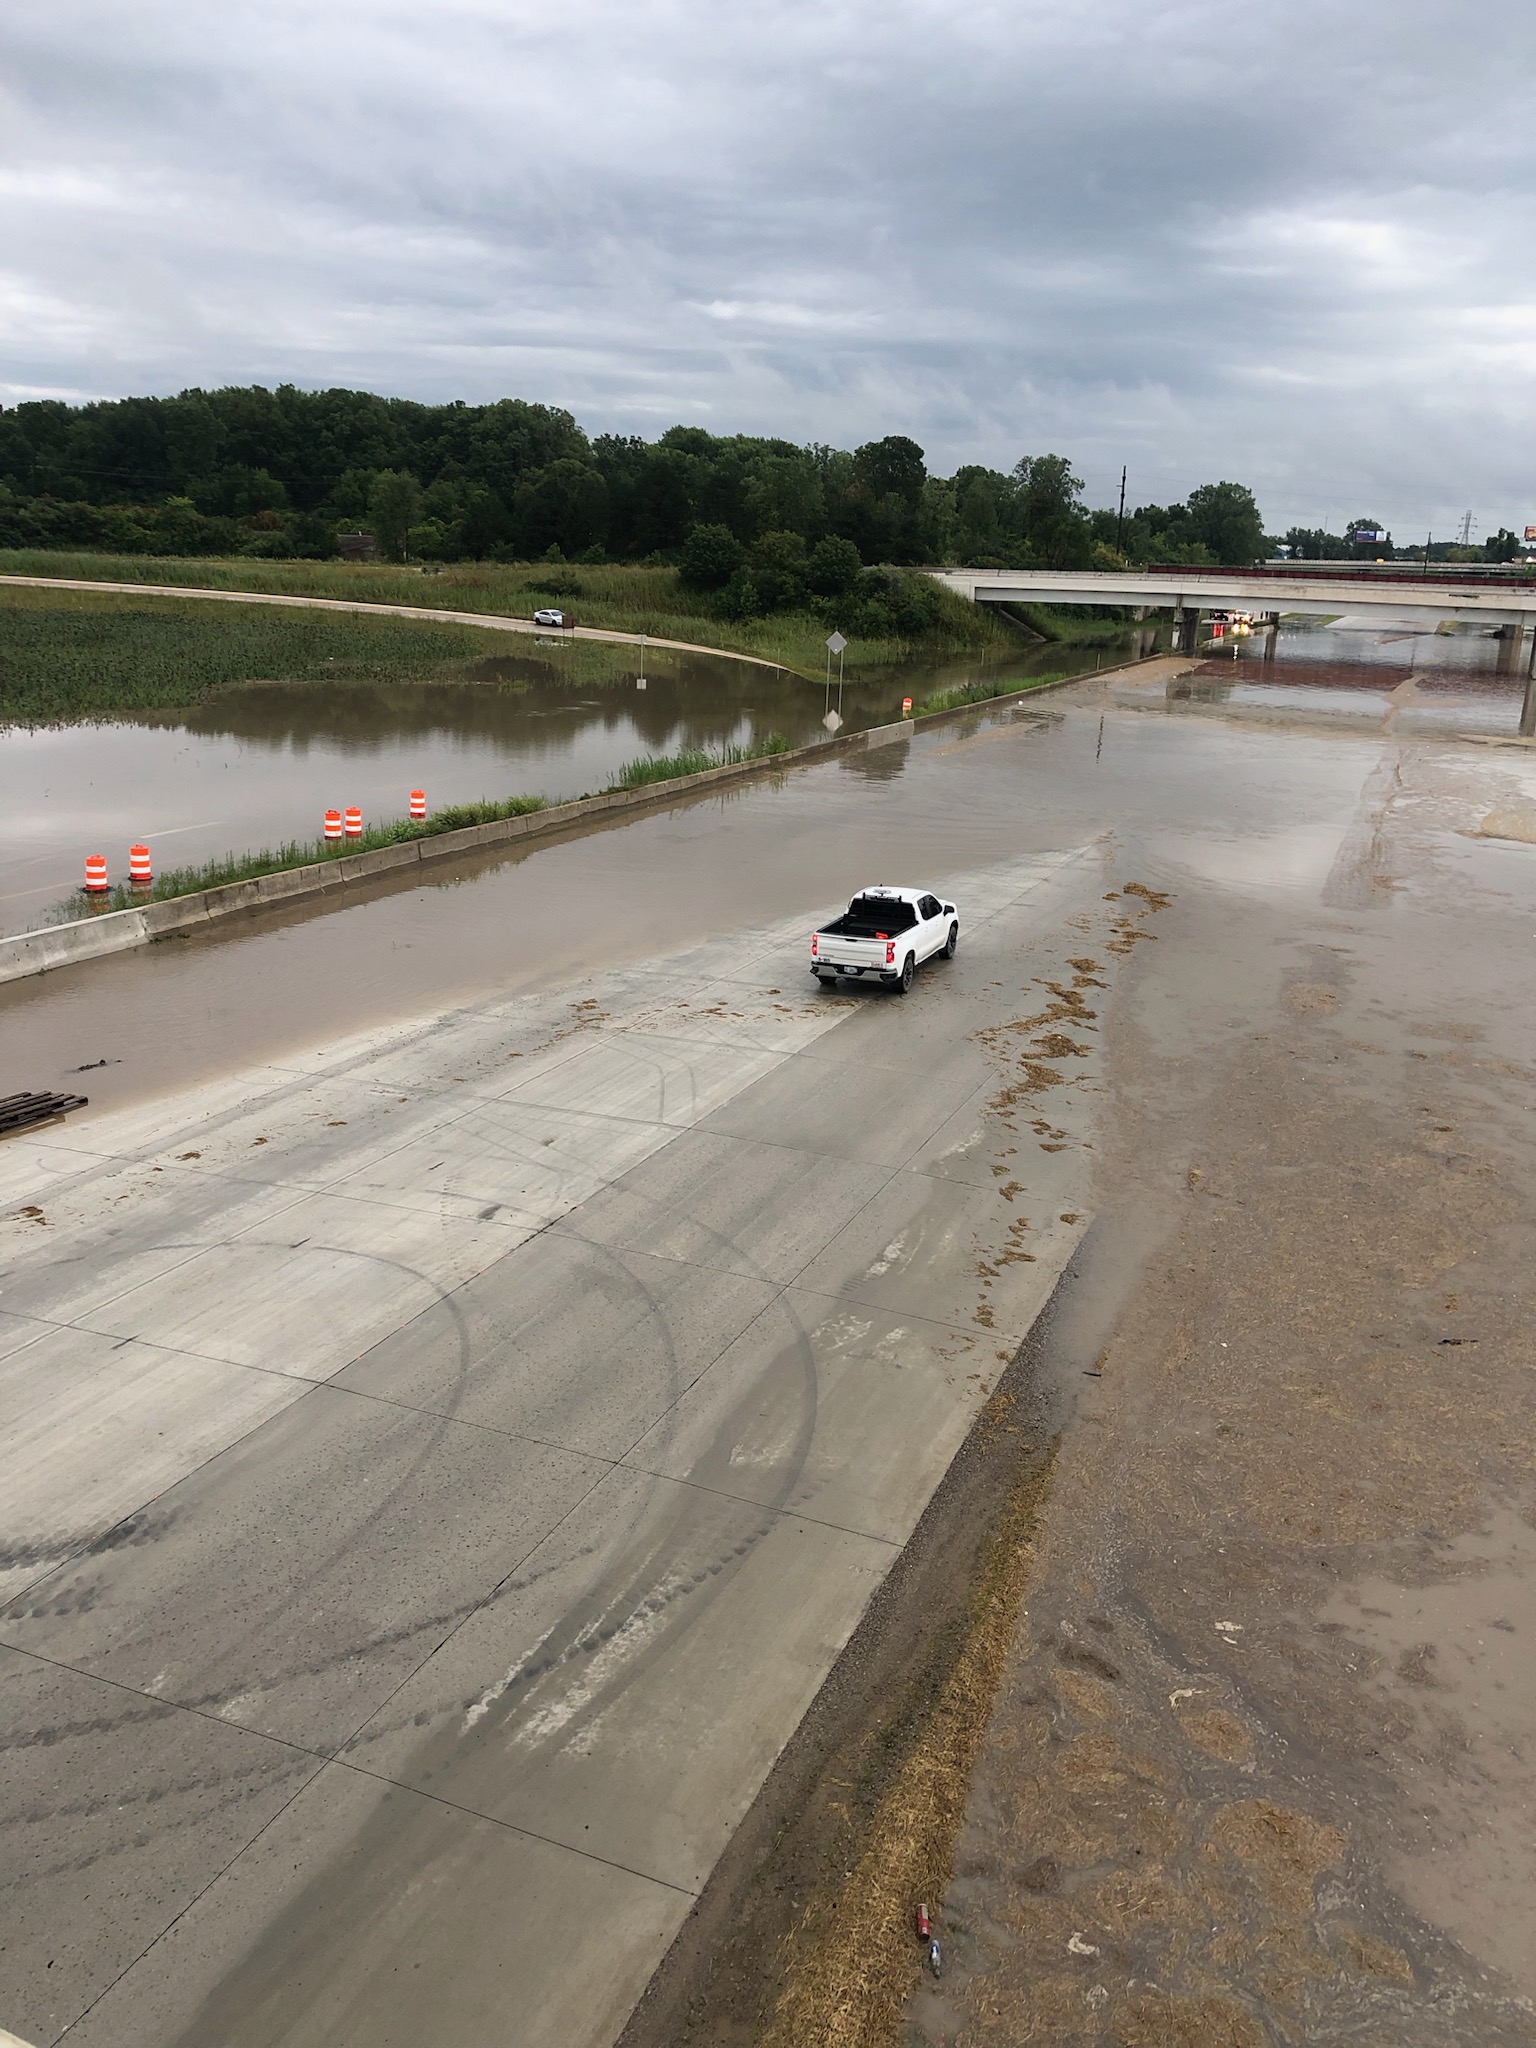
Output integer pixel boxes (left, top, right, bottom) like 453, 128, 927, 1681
913, 672, 1068, 717
613, 733, 791, 786
69, 796, 547, 914
0, 585, 527, 723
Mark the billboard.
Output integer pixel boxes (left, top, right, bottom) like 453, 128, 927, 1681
1525, 525, 1536, 543
1350, 526, 1385, 544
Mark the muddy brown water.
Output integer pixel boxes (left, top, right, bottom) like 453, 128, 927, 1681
0, 635, 1120, 938
1, 670, 1385, 1118
3, 626, 1531, 1124
2, 615, 1521, 940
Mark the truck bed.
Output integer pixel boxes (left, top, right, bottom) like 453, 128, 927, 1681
818, 901, 919, 939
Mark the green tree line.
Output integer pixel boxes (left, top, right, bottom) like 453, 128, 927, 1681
1282, 519, 1525, 565
0, 382, 1271, 575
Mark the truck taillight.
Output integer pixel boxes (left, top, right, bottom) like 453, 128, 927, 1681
811, 935, 818, 954
886, 941, 896, 964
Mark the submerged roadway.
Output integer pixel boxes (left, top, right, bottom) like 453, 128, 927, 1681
3, 662, 1536, 2045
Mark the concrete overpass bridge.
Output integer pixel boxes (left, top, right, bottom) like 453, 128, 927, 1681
929, 566, 1536, 730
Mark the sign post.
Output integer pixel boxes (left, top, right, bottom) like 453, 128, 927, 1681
825, 631, 847, 721
635, 632, 646, 690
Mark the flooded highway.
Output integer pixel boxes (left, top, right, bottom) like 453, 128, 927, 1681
0, 635, 1105, 937
4, 651, 1536, 2048
0, 656, 1390, 1118
2, 609, 1525, 943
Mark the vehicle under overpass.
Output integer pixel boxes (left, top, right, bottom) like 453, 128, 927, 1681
928, 566, 1536, 732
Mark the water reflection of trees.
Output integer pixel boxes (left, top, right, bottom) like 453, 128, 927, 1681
116, 636, 1137, 762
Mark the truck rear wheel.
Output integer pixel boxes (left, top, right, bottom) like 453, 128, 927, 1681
897, 954, 915, 994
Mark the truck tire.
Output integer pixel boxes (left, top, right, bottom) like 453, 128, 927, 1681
897, 953, 915, 994
945, 921, 959, 958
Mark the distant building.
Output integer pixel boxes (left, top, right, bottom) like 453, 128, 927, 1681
336, 530, 378, 562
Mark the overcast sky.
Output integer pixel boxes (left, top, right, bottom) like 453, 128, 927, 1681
2, 0, 1532, 533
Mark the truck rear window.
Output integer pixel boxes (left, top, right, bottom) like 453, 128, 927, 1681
845, 896, 917, 931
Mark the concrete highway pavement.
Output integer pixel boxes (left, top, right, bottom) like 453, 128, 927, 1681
0, 843, 1103, 2047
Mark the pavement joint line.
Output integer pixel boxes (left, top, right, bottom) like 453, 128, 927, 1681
329, 1757, 701, 1897
6, 1024, 911, 1612
0, 1207, 558, 1609
544, 1146, 909, 1286
29, 1728, 335, 2047
608, 1464, 905, 1550
533, 1147, 1038, 1353
495, 1069, 792, 1129
0, 1635, 328, 1762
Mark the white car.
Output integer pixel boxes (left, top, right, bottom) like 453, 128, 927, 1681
810, 885, 959, 993
532, 607, 572, 627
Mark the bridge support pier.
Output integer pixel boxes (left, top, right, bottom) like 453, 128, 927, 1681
1172, 604, 1200, 656
1496, 622, 1526, 674
1262, 611, 1280, 662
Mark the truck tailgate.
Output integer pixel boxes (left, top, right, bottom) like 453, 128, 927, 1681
814, 933, 891, 972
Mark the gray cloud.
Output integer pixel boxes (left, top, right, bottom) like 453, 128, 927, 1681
2, 0, 1532, 531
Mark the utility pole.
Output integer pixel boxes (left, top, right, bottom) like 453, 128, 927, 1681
1457, 509, 1473, 548
1422, 532, 1432, 578
1115, 466, 1127, 555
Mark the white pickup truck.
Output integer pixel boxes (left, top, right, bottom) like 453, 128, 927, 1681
810, 885, 959, 993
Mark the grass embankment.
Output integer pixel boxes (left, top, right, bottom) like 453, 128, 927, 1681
0, 550, 1011, 676
913, 672, 1068, 716
0, 584, 536, 722
78, 796, 547, 915
1007, 601, 1139, 644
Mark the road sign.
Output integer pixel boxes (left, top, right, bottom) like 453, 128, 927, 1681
823, 710, 844, 732
826, 632, 847, 654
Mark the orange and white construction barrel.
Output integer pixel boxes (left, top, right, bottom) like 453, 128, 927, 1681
409, 789, 427, 820
129, 844, 152, 888
344, 806, 363, 839
84, 854, 109, 895
323, 809, 343, 843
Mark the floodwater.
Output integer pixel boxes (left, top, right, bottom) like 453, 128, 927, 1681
1189, 613, 1529, 732
0, 634, 1131, 937
3, 660, 1499, 1120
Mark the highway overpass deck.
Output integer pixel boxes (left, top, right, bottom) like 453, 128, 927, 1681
930, 565, 1536, 628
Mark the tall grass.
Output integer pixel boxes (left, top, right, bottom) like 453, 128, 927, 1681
913, 674, 1068, 716
1009, 602, 1136, 644
72, 796, 545, 915
0, 584, 527, 723
0, 549, 1012, 675
613, 733, 790, 786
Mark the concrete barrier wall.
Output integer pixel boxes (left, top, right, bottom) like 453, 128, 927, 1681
0, 665, 1109, 988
